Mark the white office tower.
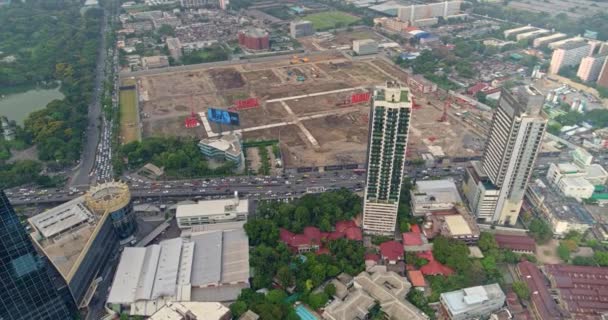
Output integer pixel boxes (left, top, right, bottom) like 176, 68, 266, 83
362, 82, 412, 235
464, 86, 547, 225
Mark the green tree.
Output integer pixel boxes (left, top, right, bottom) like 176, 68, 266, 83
478, 232, 498, 253
512, 281, 530, 300
557, 242, 571, 262
245, 219, 280, 246
267, 289, 288, 304
594, 251, 608, 266
308, 292, 329, 310
230, 301, 248, 318
324, 283, 336, 297
528, 218, 553, 244
277, 266, 293, 289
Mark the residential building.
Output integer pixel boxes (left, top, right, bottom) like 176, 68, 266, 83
148, 302, 230, 320
379, 241, 404, 264
180, 0, 209, 8
353, 39, 378, 55
576, 55, 607, 82
166, 37, 182, 61
0, 190, 77, 320
218, 0, 228, 10
547, 36, 584, 50
402, 225, 432, 252
142, 55, 170, 69
107, 224, 249, 316
516, 261, 566, 320
175, 192, 248, 229
373, 17, 409, 33
422, 210, 480, 244
290, 20, 314, 38
410, 179, 462, 216
556, 177, 594, 199
238, 28, 270, 51
493, 234, 536, 254
548, 42, 591, 75
533, 33, 567, 48
597, 58, 608, 88
503, 25, 537, 39
397, 1, 463, 26
464, 86, 547, 225
545, 264, 608, 319
363, 82, 412, 235
28, 182, 135, 309
324, 269, 427, 320
280, 221, 362, 253
545, 150, 607, 199
516, 29, 550, 41
407, 270, 426, 288
417, 251, 454, 276
440, 284, 506, 320
198, 132, 244, 166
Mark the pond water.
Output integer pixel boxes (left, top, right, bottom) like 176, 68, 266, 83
0, 87, 64, 125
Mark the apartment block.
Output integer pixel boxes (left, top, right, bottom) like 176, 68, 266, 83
363, 82, 412, 235
549, 41, 591, 75
576, 55, 607, 82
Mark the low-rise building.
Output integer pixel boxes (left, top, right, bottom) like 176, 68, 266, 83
279, 221, 362, 253
353, 39, 378, 55
175, 193, 248, 229
238, 27, 270, 51
149, 302, 231, 320
407, 75, 438, 94
545, 264, 608, 319
166, 37, 182, 61
556, 177, 594, 199
324, 269, 427, 320
142, 55, 170, 69
198, 133, 244, 166
411, 179, 462, 216
373, 17, 410, 33
526, 179, 594, 236
107, 225, 249, 316
516, 261, 566, 320
379, 241, 404, 264
402, 225, 432, 252
440, 284, 506, 320
290, 20, 314, 38
493, 234, 536, 254
423, 211, 480, 244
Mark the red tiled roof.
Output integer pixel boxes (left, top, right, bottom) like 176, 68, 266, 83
344, 227, 362, 241
303, 227, 321, 244
403, 232, 423, 246
416, 251, 454, 276
410, 224, 421, 234
280, 228, 295, 243
494, 234, 536, 252
326, 231, 345, 240
365, 253, 380, 262
316, 247, 330, 255
467, 82, 489, 95
544, 264, 608, 317
420, 260, 454, 276
335, 220, 357, 232
517, 261, 564, 320
407, 270, 426, 287
380, 241, 403, 262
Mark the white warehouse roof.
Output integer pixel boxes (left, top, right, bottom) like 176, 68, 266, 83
176, 197, 248, 219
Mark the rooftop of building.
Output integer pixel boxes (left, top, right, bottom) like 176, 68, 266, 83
411, 179, 462, 205
561, 176, 594, 188
556, 162, 583, 174
380, 240, 404, 261
240, 27, 268, 38
441, 283, 505, 315
517, 261, 566, 320
107, 227, 249, 313
148, 302, 230, 320
528, 178, 595, 225
175, 195, 248, 219
353, 38, 377, 45
279, 220, 362, 251
443, 214, 473, 236
325, 269, 426, 320
494, 233, 536, 252
28, 182, 130, 280
586, 164, 608, 180
417, 251, 454, 276
374, 81, 410, 103
557, 41, 589, 50
407, 270, 426, 287
544, 264, 608, 318
199, 133, 242, 158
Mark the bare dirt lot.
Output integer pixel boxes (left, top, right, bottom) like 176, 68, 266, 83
135, 52, 483, 168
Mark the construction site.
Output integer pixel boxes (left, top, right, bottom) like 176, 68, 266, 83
130, 52, 486, 169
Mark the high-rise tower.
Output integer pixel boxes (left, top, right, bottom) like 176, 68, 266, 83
362, 82, 412, 235
0, 190, 76, 320
464, 86, 547, 225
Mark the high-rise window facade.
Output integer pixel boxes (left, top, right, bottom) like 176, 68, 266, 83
0, 190, 75, 320
363, 82, 412, 235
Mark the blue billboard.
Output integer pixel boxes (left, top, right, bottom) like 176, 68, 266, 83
207, 108, 240, 126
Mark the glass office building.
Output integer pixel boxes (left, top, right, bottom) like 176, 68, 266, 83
0, 190, 76, 320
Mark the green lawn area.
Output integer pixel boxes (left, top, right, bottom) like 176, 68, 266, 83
303, 11, 360, 30
119, 89, 140, 144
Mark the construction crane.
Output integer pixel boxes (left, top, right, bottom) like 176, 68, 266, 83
438, 97, 450, 122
